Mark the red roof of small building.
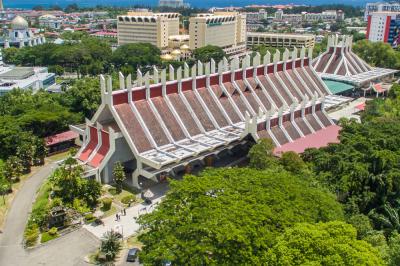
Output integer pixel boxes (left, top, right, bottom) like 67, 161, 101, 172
355, 102, 366, 111
274, 125, 341, 155
45, 130, 79, 146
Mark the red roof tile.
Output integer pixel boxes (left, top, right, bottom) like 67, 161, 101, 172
45, 130, 79, 146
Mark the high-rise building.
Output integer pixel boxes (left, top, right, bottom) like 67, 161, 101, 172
0, 0, 3, 11
364, 2, 400, 21
366, 12, 400, 47
189, 12, 246, 56
117, 11, 180, 48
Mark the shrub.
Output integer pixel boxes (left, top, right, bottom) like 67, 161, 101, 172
108, 187, 117, 195
48, 227, 58, 236
102, 198, 112, 211
50, 197, 63, 208
41, 231, 59, 243
85, 213, 96, 223
24, 223, 39, 247
73, 198, 90, 214
121, 195, 135, 205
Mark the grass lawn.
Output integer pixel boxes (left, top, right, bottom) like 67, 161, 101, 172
100, 204, 118, 218
106, 186, 138, 206
46, 150, 71, 163
40, 232, 59, 243
114, 190, 137, 204
31, 181, 51, 217
0, 166, 41, 230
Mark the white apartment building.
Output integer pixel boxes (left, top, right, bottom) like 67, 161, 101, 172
275, 9, 343, 23
365, 2, 400, 21
39, 14, 63, 30
302, 10, 344, 22
244, 9, 268, 23
189, 12, 247, 56
117, 11, 180, 48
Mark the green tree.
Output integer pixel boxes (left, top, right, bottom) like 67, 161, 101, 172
267, 221, 384, 266
62, 77, 101, 119
49, 157, 101, 208
353, 40, 400, 69
193, 45, 226, 63
32, 137, 47, 165
81, 179, 102, 208
302, 117, 400, 235
280, 151, 306, 174
112, 161, 125, 194
388, 232, 400, 266
100, 231, 121, 261
17, 143, 34, 173
137, 167, 343, 265
0, 177, 11, 204
111, 43, 161, 72
4, 156, 24, 182
248, 138, 277, 170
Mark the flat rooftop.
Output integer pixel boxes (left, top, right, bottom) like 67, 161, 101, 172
247, 32, 315, 39
0, 67, 34, 80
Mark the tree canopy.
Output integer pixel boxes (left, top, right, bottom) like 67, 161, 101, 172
193, 45, 226, 63
138, 167, 343, 265
111, 43, 161, 75
267, 221, 384, 266
0, 89, 80, 160
302, 86, 400, 238
353, 40, 400, 69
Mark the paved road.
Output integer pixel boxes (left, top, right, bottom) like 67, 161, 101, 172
0, 162, 99, 265
0, 163, 55, 254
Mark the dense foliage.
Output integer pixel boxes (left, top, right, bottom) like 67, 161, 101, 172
3, 40, 162, 78
3, 38, 112, 77
193, 45, 226, 63
49, 157, 101, 208
267, 221, 383, 265
138, 167, 343, 265
303, 95, 400, 237
111, 43, 161, 75
353, 40, 400, 69
0, 89, 81, 160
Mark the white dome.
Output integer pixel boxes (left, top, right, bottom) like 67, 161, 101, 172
11, 16, 29, 30
171, 49, 181, 56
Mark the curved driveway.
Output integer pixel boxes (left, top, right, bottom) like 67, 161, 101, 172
0, 162, 99, 265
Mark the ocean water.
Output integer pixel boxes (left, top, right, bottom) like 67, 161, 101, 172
5, 0, 372, 9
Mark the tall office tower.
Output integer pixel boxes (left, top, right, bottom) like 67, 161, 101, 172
117, 11, 180, 48
189, 12, 247, 56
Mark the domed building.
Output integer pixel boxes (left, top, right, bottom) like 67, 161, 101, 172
0, 15, 46, 48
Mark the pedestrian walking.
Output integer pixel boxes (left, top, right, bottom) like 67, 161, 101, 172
115, 213, 118, 221
124, 208, 126, 216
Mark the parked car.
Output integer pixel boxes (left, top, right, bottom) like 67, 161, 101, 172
126, 248, 140, 262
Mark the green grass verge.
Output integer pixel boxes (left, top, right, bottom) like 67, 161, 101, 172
40, 231, 59, 243
101, 204, 118, 218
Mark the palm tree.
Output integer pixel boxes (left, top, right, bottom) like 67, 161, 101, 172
369, 203, 400, 233
100, 231, 121, 261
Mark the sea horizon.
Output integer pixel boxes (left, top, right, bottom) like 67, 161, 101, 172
5, 0, 374, 9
